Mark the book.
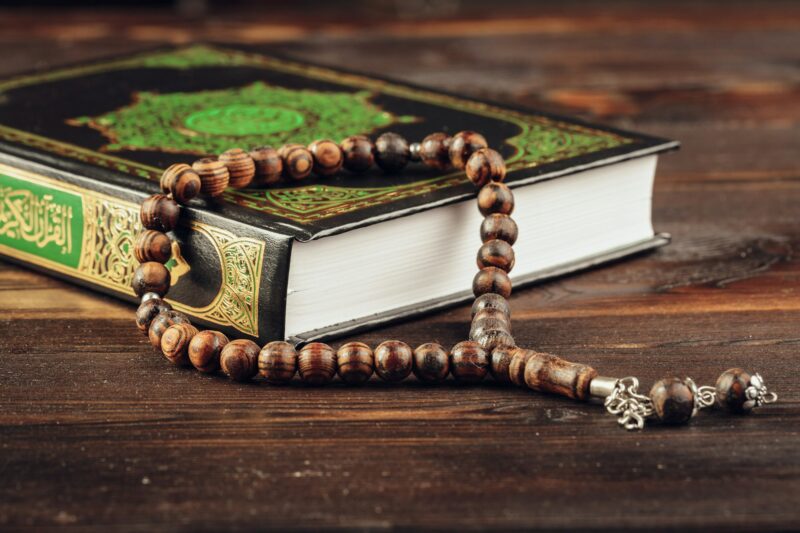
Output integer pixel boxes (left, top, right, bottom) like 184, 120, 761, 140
0, 44, 677, 344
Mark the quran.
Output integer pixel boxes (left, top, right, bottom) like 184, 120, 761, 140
0, 44, 677, 343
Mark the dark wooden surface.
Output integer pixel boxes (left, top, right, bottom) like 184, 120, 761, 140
1, 3, 799, 531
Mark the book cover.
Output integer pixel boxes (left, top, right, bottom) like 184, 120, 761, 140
0, 44, 677, 343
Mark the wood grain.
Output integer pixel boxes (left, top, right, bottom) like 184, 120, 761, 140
1, 2, 799, 530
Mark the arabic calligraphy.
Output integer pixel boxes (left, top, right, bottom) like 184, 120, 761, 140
0, 186, 73, 254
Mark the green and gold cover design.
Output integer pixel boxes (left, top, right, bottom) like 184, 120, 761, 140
0, 44, 674, 342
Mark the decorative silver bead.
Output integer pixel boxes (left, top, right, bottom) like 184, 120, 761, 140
409, 142, 422, 162
141, 292, 161, 304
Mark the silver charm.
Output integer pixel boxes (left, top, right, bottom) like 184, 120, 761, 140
604, 377, 654, 431
687, 378, 717, 414
744, 373, 778, 410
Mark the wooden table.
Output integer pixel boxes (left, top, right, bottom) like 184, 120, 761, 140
1, 3, 798, 530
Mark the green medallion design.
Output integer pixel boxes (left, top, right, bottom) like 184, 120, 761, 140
69, 82, 416, 156
0, 45, 634, 225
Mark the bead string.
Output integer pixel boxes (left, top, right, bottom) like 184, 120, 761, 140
132, 131, 777, 430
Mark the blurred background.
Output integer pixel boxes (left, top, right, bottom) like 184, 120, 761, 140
1, 0, 796, 188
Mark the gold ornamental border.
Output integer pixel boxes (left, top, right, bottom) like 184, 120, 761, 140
0, 162, 265, 337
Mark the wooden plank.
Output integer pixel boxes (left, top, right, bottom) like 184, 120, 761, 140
1, 3, 799, 530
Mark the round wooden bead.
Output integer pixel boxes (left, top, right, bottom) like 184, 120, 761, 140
192, 157, 230, 197
477, 182, 514, 216
340, 135, 375, 173
465, 148, 506, 187
279, 144, 314, 181
219, 148, 256, 189
472, 267, 512, 298
481, 214, 518, 245
297, 342, 337, 385
412, 342, 449, 383
308, 139, 344, 177
148, 310, 190, 349
490, 345, 515, 384
374, 340, 413, 382
649, 377, 696, 425
474, 329, 515, 352
450, 341, 489, 383
449, 130, 488, 169
471, 293, 511, 319
715, 368, 753, 413
374, 132, 410, 173
135, 297, 171, 333
132, 261, 171, 297
419, 132, 451, 170
477, 239, 515, 273
188, 330, 229, 373
258, 341, 298, 384
140, 194, 179, 232
249, 146, 283, 186
161, 322, 199, 366
336, 341, 374, 385
220, 339, 260, 382
134, 230, 172, 264
160, 163, 201, 204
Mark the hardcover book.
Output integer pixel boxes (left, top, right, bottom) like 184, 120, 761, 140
0, 44, 677, 343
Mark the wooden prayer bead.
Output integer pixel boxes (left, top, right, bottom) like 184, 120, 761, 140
465, 148, 506, 187
132, 261, 171, 297
188, 330, 229, 373
134, 230, 172, 264
161, 322, 199, 366
249, 146, 283, 186
297, 342, 337, 385
477, 239, 515, 273
308, 139, 344, 176
160, 163, 201, 204
412, 342, 449, 383
419, 132, 451, 170
490, 345, 515, 384
192, 157, 230, 197
715, 368, 753, 413
480, 214, 518, 245
471, 293, 511, 319
279, 144, 314, 181
474, 329, 515, 352
220, 339, 260, 382
522, 349, 598, 401
508, 347, 537, 387
140, 194, 179, 232
470, 311, 511, 340
148, 310, 190, 349
340, 135, 375, 173
448, 130, 488, 169
472, 266, 512, 298
477, 182, 515, 216
374, 340, 413, 382
135, 297, 171, 333
374, 132, 410, 173
450, 341, 489, 383
219, 148, 256, 189
649, 377, 696, 424
258, 341, 298, 384
336, 341, 374, 385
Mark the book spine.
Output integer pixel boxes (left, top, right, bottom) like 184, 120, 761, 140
0, 156, 292, 343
